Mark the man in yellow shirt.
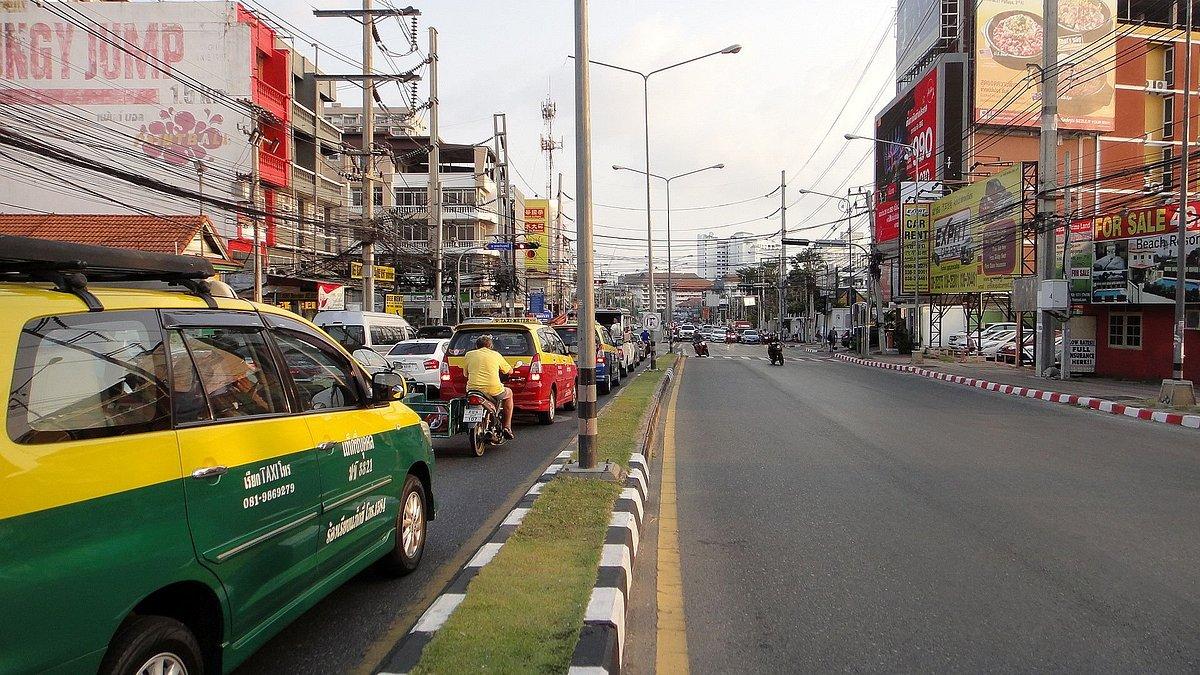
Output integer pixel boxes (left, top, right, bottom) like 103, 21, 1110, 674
463, 334, 515, 438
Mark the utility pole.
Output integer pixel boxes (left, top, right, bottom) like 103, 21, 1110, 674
312, 43, 321, 269
250, 127, 262, 303
1172, 0, 1194, 390
778, 170, 787, 338
312, 4, 421, 311
1035, 0, 1060, 376
493, 113, 510, 317
1061, 151, 1071, 381
428, 26, 443, 324
573, 0, 599, 469
555, 171, 565, 314
360, 0, 376, 312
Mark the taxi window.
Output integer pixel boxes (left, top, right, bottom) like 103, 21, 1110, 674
272, 330, 362, 411
179, 327, 289, 419
447, 329, 533, 356
8, 311, 170, 444
554, 326, 579, 347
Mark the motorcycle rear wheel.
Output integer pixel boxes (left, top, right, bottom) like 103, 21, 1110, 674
468, 425, 487, 457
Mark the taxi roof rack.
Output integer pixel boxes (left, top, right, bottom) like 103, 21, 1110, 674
0, 235, 220, 311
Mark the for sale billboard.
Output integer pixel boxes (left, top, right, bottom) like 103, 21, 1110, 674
974, 0, 1117, 132
875, 56, 965, 193
928, 164, 1027, 293
1075, 202, 1200, 304
523, 199, 550, 274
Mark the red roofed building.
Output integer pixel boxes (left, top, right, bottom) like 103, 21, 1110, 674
0, 214, 235, 269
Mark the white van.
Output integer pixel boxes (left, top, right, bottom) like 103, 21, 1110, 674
313, 310, 414, 355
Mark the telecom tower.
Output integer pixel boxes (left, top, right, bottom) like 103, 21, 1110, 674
540, 98, 565, 311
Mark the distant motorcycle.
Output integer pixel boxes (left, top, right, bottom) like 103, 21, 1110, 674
767, 341, 784, 366
693, 339, 710, 357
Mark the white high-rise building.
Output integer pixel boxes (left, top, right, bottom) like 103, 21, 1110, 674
695, 232, 778, 280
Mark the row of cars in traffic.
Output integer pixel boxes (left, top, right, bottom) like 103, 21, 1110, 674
946, 322, 1063, 365
676, 322, 764, 345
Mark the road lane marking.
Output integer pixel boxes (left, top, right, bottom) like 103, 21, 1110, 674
656, 356, 689, 674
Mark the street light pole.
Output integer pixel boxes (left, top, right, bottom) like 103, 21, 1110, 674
613, 163, 725, 349
573, 0, 598, 469
575, 44, 740, 370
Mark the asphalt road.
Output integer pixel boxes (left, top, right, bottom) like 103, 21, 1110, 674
669, 342, 1200, 672
235, 358, 649, 675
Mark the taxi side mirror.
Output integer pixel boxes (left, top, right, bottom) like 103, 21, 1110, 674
371, 371, 406, 403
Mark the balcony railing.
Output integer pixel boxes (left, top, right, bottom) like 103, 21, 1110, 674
255, 80, 289, 121
259, 150, 289, 187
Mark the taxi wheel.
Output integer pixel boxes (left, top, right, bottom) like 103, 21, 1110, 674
379, 474, 427, 575
598, 371, 612, 395
538, 390, 556, 425
99, 616, 202, 675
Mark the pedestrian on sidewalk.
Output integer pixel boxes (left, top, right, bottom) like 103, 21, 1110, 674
827, 330, 837, 353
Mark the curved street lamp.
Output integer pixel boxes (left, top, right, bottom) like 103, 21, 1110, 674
571, 44, 742, 368
613, 163, 725, 344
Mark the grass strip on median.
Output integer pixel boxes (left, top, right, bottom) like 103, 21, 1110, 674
412, 356, 674, 674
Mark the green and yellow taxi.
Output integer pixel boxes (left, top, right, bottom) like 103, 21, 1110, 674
0, 238, 434, 674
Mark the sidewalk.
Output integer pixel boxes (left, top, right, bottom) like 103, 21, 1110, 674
867, 352, 1162, 403
830, 349, 1200, 430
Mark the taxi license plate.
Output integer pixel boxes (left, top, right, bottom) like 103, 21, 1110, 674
462, 406, 486, 423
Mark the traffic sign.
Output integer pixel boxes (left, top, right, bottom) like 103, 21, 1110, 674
486, 242, 513, 251
641, 312, 661, 331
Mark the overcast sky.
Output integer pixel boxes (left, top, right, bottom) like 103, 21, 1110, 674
264, 0, 898, 275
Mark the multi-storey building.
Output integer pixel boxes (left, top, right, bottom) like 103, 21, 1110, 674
0, 1, 354, 316
696, 232, 782, 280
326, 106, 520, 321
877, 0, 1199, 380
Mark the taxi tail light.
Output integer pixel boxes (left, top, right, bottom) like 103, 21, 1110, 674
466, 393, 485, 405
596, 348, 605, 364
439, 360, 450, 382
423, 358, 440, 370
530, 354, 542, 382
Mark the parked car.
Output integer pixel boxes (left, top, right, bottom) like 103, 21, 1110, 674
440, 319, 577, 424
387, 339, 451, 397
313, 310, 414, 356
740, 329, 762, 345
977, 330, 1019, 360
949, 322, 1019, 352
0, 237, 435, 675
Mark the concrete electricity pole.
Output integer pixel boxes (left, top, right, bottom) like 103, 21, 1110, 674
1172, 0, 1193, 388
428, 26, 443, 324
573, 0, 598, 468
1035, 0, 1059, 376
312, 4, 420, 311
778, 170, 787, 337
249, 124, 262, 303
360, 0, 376, 312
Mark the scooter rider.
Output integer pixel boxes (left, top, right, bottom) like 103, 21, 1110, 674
463, 334, 515, 439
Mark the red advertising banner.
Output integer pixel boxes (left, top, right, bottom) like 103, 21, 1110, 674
875, 200, 900, 243
906, 69, 938, 181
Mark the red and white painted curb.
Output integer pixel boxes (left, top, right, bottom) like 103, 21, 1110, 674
835, 353, 1200, 430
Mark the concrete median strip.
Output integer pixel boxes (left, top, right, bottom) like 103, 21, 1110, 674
377, 448, 576, 674
377, 359, 676, 675
835, 353, 1200, 430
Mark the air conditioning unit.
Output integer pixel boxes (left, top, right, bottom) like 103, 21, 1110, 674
1147, 79, 1171, 93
